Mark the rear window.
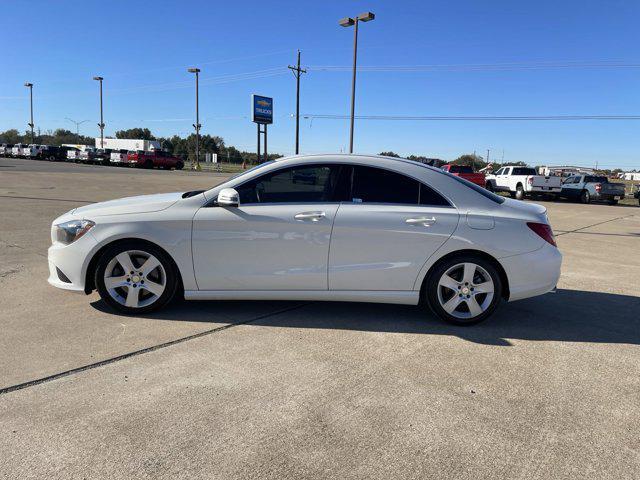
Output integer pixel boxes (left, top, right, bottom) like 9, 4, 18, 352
447, 165, 474, 174
584, 176, 607, 183
442, 170, 505, 204
512, 167, 537, 176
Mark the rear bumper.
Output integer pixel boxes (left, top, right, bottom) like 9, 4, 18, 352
528, 187, 561, 194
500, 242, 562, 302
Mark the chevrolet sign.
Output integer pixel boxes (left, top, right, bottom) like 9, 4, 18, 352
251, 94, 273, 124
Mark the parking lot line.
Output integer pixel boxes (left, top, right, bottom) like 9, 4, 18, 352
0, 303, 308, 396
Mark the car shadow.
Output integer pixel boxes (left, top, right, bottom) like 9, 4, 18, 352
90, 289, 640, 347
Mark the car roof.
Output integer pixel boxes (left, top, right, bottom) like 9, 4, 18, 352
273, 153, 443, 173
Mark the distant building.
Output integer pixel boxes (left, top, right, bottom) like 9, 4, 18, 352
623, 172, 640, 181
539, 165, 595, 177
94, 138, 161, 151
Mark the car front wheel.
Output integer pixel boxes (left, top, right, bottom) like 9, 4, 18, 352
95, 242, 179, 314
426, 255, 503, 325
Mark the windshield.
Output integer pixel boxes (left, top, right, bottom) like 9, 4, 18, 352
227, 161, 276, 182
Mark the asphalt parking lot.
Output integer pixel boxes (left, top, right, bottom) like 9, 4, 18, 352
1, 157, 639, 479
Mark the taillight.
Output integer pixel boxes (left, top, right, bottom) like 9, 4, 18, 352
595, 183, 601, 193
527, 177, 533, 185
527, 222, 557, 247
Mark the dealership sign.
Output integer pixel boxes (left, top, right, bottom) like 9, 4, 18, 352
251, 94, 273, 124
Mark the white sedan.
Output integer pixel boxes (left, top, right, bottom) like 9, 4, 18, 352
48, 154, 562, 325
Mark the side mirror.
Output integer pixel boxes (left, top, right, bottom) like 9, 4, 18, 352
217, 188, 239, 207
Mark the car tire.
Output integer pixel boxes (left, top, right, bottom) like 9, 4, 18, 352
95, 241, 179, 314
580, 190, 590, 204
144, 159, 154, 169
515, 184, 525, 200
175, 161, 184, 170
425, 254, 503, 326
485, 182, 494, 192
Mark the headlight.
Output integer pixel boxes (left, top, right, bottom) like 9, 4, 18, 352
53, 219, 95, 245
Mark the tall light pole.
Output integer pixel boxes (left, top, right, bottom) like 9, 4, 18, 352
24, 82, 34, 143
339, 11, 375, 154
288, 50, 306, 155
93, 76, 105, 148
65, 117, 90, 144
188, 68, 202, 171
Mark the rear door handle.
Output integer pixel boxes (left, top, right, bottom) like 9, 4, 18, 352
406, 216, 436, 226
294, 211, 326, 222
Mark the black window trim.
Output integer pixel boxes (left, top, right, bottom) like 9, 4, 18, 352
214, 162, 455, 208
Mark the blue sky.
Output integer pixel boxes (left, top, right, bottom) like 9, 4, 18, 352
1, 0, 638, 168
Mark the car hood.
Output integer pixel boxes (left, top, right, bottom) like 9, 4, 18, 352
70, 192, 184, 217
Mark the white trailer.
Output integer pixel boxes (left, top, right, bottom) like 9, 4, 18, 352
95, 138, 160, 152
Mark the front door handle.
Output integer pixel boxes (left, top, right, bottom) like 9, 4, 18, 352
406, 216, 436, 227
294, 211, 326, 222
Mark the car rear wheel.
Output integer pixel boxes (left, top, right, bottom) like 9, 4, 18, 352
425, 255, 503, 325
485, 182, 494, 192
580, 190, 590, 204
144, 159, 154, 169
515, 184, 525, 200
175, 161, 184, 170
95, 242, 179, 314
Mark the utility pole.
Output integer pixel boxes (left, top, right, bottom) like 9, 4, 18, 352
24, 83, 34, 143
486, 149, 490, 164
93, 77, 105, 148
288, 50, 306, 155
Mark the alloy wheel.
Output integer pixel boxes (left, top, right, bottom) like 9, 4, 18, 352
103, 250, 166, 308
436, 262, 495, 320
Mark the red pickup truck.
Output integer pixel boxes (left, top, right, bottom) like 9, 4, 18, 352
441, 164, 486, 187
126, 150, 184, 170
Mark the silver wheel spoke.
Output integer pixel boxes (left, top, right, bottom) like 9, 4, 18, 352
140, 256, 161, 274
442, 295, 462, 314
116, 252, 135, 273
462, 263, 476, 284
438, 274, 459, 291
142, 279, 164, 296
466, 297, 483, 317
104, 275, 128, 289
473, 281, 494, 294
125, 287, 139, 307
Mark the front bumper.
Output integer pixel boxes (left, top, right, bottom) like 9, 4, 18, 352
500, 242, 562, 302
47, 231, 98, 293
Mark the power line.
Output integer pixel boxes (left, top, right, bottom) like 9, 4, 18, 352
308, 60, 640, 72
301, 114, 640, 121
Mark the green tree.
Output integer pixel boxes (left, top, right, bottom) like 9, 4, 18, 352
115, 128, 155, 140
379, 151, 400, 157
0, 129, 23, 144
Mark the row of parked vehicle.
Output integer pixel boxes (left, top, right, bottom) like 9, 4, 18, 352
441, 163, 628, 205
0, 143, 185, 170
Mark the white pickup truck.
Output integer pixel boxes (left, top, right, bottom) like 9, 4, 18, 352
485, 166, 562, 200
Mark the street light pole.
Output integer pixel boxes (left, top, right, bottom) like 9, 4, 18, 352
339, 12, 375, 154
65, 118, 90, 144
188, 68, 202, 171
24, 83, 34, 143
93, 76, 104, 148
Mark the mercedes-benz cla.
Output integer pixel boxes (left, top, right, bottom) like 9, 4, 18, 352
48, 154, 561, 325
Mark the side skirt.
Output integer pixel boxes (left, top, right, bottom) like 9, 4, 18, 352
184, 290, 420, 305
